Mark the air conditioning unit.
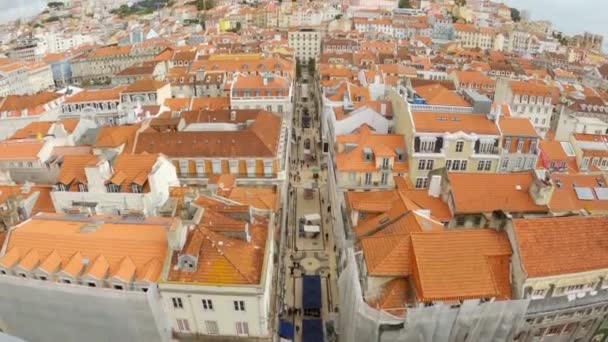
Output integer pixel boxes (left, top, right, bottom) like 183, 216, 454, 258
590, 290, 598, 296
576, 292, 586, 299
567, 294, 576, 302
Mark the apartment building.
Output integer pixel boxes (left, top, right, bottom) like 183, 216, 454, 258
160, 195, 274, 339
494, 79, 555, 137
71, 43, 167, 84
507, 216, 608, 342
453, 23, 496, 50
61, 86, 125, 125
120, 80, 171, 119
555, 99, 608, 141
568, 133, 608, 172
230, 74, 293, 115
0, 62, 29, 96
396, 109, 501, 188
133, 110, 288, 186
0, 91, 64, 140
498, 117, 540, 172
288, 28, 321, 63
449, 70, 496, 99
334, 126, 407, 191
25, 62, 54, 94
0, 213, 176, 342
52, 153, 179, 216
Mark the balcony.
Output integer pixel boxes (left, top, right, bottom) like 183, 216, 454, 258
178, 172, 277, 179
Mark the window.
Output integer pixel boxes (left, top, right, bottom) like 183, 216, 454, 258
234, 300, 246, 311
592, 158, 600, 167
517, 139, 524, 152
456, 216, 466, 226
106, 183, 120, 193
278, 105, 283, 112
202, 299, 213, 311
131, 184, 142, 193
484, 160, 491, 171
266, 105, 272, 111
460, 160, 467, 170
263, 161, 273, 177
195, 160, 205, 176
78, 183, 88, 192
455, 141, 464, 152
364, 173, 372, 185
113, 284, 124, 290
177, 319, 191, 332
381, 158, 389, 169
445, 160, 452, 170
205, 321, 219, 335
504, 138, 511, 151
27, 162, 33, 168
179, 160, 189, 174
38, 275, 47, 280
418, 159, 426, 170
420, 139, 436, 153
229, 160, 239, 174
473, 216, 482, 226
380, 172, 388, 185
236, 322, 249, 336
212, 160, 221, 174
477, 161, 485, 171
452, 160, 460, 170
246, 160, 256, 177
172, 297, 184, 309
426, 160, 434, 170
547, 325, 564, 336
582, 158, 590, 170
415, 177, 427, 189
531, 289, 547, 299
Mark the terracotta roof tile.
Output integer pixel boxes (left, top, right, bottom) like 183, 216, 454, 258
57, 155, 98, 186
9, 122, 53, 140
64, 86, 125, 104
548, 173, 608, 213
123, 80, 168, 93
413, 112, 500, 135
336, 126, 407, 172
3, 215, 171, 283
0, 141, 44, 160
498, 117, 538, 137
411, 229, 512, 301
366, 278, 410, 318
94, 124, 141, 151
345, 190, 400, 213
448, 172, 548, 214
512, 216, 608, 278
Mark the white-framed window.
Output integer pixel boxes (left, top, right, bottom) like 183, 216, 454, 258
460, 160, 467, 170
453, 160, 460, 170
531, 288, 547, 299
501, 158, 509, 169
177, 318, 190, 332
477, 160, 485, 171
504, 138, 511, 151
172, 297, 184, 309
234, 300, 246, 311
349, 172, 356, 182
78, 183, 88, 192
246, 160, 256, 177
236, 322, 249, 336
364, 173, 372, 185
195, 160, 205, 175
131, 184, 142, 193
582, 158, 590, 170
420, 139, 436, 153
415, 177, 428, 189
212, 160, 221, 174
179, 160, 189, 174
418, 159, 426, 170
526, 158, 535, 169
202, 299, 213, 311
426, 160, 434, 170
592, 158, 600, 167
380, 172, 388, 185
479, 141, 494, 154
263, 161, 273, 177
229, 160, 239, 174
517, 139, 524, 152
455, 141, 464, 152
106, 183, 120, 193
516, 157, 523, 169
278, 105, 283, 112
205, 321, 219, 335
484, 160, 491, 171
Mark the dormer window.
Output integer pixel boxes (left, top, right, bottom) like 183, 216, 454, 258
57, 183, 68, 191
78, 183, 88, 192
131, 184, 143, 194
395, 148, 404, 162
106, 183, 120, 193
363, 148, 373, 162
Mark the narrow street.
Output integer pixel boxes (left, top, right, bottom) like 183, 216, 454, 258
278, 72, 339, 342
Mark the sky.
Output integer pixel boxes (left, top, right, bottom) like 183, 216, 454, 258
502, 0, 607, 38
0, 0, 47, 24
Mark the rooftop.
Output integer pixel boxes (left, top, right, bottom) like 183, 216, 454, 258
413, 112, 500, 135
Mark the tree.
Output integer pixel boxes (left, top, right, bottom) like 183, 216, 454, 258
47, 2, 65, 8
455, 0, 466, 6
510, 8, 521, 22
398, 0, 410, 9
296, 60, 302, 80
307, 58, 315, 76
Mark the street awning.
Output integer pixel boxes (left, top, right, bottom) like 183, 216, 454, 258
302, 319, 324, 342
279, 320, 294, 340
302, 275, 322, 310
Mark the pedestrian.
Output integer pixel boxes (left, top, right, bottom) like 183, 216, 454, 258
321, 198, 324, 204
327, 205, 331, 213
333, 245, 337, 252
325, 233, 328, 241
295, 325, 300, 333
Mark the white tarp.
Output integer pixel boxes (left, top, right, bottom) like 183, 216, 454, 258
302, 213, 321, 223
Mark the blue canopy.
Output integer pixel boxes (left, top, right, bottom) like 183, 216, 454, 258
302, 319, 324, 342
279, 320, 294, 340
302, 275, 322, 310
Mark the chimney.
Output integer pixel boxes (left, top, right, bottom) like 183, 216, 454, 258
428, 175, 442, 198
529, 169, 554, 206
168, 219, 187, 251
230, 110, 236, 121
